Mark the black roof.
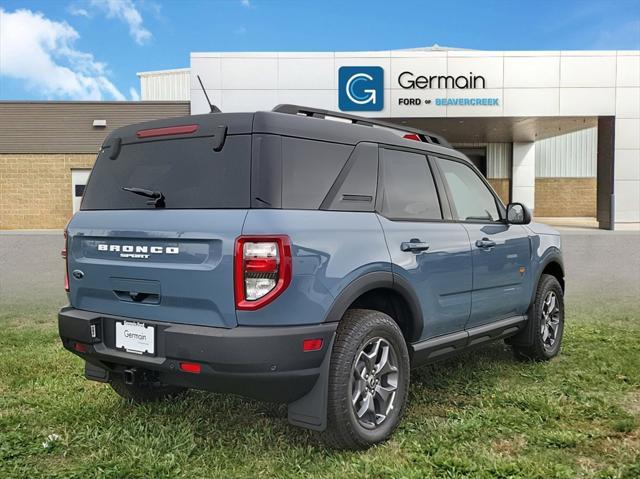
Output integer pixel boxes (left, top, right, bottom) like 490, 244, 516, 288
101, 105, 465, 161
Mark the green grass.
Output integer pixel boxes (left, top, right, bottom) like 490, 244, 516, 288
1, 301, 639, 479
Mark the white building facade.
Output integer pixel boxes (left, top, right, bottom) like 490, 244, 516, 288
140, 48, 640, 230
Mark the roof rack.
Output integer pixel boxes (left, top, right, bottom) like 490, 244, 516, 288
272, 104, 452, 148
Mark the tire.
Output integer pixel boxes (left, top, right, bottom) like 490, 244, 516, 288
323, 309, 410, 450
110, 375, 186, 403
512, 274, 564, 361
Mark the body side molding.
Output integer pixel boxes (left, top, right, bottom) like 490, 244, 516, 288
411, 315, 526, 366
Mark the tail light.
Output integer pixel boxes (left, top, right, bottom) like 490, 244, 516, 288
62, 229, 69, 292
234, 236, 292, 310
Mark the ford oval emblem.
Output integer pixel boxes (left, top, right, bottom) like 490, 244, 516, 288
72, 270, 85, 280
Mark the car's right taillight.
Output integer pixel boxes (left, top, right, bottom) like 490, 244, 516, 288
234, 236, 292, 310
62, 229, 69, 292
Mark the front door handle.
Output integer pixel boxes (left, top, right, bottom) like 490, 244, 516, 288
401, 239, 430, 253
475, 238, 496, 248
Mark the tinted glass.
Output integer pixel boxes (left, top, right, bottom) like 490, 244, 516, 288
380, 149, 441, 220
81, 135, 251, 210
437, 158, 500, 222
281, 137, 353, 209
324, 143, 378, 212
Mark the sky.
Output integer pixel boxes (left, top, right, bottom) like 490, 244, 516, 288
1, 0, 639, 101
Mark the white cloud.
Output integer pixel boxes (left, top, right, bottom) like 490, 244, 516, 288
0, 8, 125, 100
68, 5, 90, 17
129, 86, 140, 101
240, 0, 251, 8
89, 0, 151, 45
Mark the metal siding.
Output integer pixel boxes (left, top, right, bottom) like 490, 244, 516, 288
487, 143, 511, 179
139, 69, 190, 101
536, 127, 597, 178
0, 102, 190, 153
452, 142, 511, 179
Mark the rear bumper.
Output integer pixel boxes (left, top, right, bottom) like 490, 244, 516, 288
58, 306, 337, 403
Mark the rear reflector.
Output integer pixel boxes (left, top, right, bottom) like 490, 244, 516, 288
179, 362, 201, 374
73, 342, 88, 353
302, 338, 324, 352
136, 124, 199, 139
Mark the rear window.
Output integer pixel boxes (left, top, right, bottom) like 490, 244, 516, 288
81, 135, 251, 210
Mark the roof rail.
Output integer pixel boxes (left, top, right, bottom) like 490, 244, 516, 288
272, 104, 452, 148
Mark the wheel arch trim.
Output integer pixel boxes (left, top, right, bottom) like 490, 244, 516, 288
531, 251, 565, 305
323, 271, 424, 341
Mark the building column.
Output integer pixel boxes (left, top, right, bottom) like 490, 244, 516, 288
512, 142, 536, 213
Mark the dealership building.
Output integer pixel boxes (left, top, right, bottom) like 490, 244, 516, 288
1, 46, 638, 230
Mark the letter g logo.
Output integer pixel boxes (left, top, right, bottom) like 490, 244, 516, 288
339, 66, 384, 112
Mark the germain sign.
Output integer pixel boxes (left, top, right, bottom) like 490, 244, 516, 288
395, 69, 499, 108
397, 71, 486, 89
337, 66, 500, 111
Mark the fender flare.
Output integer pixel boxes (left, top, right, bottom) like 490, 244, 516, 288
323, 270, 424, 341
530, 250, 564, 305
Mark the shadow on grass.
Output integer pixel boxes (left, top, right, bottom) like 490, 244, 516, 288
105, 340, 518, 452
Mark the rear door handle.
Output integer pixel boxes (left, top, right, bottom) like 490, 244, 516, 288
401, 239, 430, 253
475, 238, 496, 248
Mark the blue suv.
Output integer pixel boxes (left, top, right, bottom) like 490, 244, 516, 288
58, 105, 565, 450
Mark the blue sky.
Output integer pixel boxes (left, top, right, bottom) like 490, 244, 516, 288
1, 0, 639, 101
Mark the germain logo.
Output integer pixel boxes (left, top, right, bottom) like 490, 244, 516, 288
338, 66, 384, 112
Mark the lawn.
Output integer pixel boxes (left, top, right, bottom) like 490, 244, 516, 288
1, 300, 638, 479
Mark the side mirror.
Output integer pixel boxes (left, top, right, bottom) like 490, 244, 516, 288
506, 202, 532, 225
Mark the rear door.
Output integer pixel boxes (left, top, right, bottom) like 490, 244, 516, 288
433, 156, 531, 327
67, 128, 252, 328
377, 147, 472, 341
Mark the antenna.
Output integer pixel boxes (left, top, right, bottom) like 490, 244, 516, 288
197, 75, 221, 113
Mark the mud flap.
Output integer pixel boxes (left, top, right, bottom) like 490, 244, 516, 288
287, 334, 335, 431
505, 306, 535, 347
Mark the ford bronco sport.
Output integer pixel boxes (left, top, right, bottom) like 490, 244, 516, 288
59, 104, 565, 450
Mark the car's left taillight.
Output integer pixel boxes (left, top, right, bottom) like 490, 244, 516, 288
62, 229, 69, 292
234, 236, 292, 310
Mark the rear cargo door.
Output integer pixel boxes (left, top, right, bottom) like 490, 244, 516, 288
67, 125, 252, 328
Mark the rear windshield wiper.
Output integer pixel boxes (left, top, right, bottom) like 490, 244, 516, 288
122, 186, 165, 208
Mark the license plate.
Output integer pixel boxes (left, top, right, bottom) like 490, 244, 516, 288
115, 321, 155, 355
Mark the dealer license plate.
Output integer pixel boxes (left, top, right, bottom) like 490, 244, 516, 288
115, 321, 155, 355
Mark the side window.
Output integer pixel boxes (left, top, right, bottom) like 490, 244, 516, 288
380, 149, 442, 220
436, 157, 500, 222
281, 137, 353, 209
322, 142, 378, 212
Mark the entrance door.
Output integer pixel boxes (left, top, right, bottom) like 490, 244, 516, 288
457, 147, 487, 177
71, 169, 91, 214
